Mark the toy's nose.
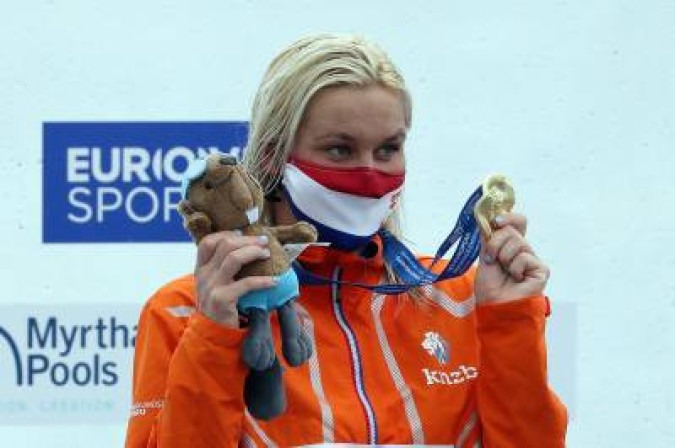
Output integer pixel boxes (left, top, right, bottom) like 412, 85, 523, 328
219, 154, 237, 165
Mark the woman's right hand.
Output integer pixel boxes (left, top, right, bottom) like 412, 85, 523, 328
195, 231, 275, 328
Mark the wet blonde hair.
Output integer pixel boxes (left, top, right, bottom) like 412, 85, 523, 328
243, 33, 411, 238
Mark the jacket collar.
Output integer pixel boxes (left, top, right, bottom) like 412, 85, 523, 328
297, 233, 385, 270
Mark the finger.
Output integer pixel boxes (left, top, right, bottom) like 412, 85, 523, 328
197, 231, 231, 267
479, 234, 496, 265
210, 233, 269, 272
485, 225, 523, 261
508, 252, 549, 283
493, 212, 527, 236
197, 231, 267, 269
198, 276, 278, 325
215, 244, 272, 281
495, 233, 533, 269
209, 276, 279, 304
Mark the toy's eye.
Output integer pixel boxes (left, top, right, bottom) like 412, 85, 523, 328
204, 181, 213, 189
219, 155, 237, 165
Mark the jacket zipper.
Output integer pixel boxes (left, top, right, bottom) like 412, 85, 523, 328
330, 266, 378, 444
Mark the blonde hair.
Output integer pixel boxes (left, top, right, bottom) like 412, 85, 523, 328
243, 33, 411, 238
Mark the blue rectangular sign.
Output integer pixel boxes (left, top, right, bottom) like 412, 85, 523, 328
43, 122, 248, 243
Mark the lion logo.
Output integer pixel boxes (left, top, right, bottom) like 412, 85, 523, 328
421, 331, 450, 365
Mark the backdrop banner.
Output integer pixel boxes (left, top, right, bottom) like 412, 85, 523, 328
0, 303, 142, 425
42, 121, 248, 243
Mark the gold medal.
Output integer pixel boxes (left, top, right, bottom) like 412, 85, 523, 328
473, 174, 516, 240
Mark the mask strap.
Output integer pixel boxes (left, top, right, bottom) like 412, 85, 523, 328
293, 185, 483, 294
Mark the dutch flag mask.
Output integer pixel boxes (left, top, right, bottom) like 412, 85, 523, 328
282, 157, 405, 251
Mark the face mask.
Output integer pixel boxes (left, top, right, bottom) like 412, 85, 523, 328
282, 158, 405, 250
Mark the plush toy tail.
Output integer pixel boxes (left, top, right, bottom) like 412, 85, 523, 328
244, 359, 286, 420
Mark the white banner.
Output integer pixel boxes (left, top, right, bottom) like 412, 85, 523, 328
0, 304, 140, 425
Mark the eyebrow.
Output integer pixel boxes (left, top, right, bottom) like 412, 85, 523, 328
315, 130, 407, 143
384, 130, 407, 142
315, 132, 355, 143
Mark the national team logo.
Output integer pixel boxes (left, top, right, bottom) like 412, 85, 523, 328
421, 331, 450, 365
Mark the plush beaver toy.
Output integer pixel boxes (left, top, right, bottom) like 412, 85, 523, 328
178, 152, 317, 419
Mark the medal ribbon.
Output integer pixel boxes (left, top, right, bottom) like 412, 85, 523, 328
293, 186, 483, 294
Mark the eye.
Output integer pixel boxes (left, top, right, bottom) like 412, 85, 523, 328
376, 143, 401, 160
204, 180, 213, 189
326, 145, 351, 160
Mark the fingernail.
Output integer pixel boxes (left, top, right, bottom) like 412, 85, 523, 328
271, 276, 280, 284
494, 215, 506, 226
261, 248, 271, 258
483, 254, 494, 264
233, 229, 243, 236
257, 235, 268, 244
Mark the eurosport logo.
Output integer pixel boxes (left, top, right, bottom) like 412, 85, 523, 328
43, 121, 248, 243
0, 304, 140, 424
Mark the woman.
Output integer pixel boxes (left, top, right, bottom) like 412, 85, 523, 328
125, 33, 567, 447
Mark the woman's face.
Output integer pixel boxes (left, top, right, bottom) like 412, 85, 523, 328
291, 85, 407, 173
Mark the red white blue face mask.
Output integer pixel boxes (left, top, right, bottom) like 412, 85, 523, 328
282, 157, 405, 250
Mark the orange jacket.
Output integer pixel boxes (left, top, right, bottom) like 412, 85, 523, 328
125, 240, 567, 447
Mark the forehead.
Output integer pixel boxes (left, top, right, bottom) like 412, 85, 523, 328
301, 85, 407, 139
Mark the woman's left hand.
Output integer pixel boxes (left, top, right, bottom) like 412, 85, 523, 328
474, 212, 550, 304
